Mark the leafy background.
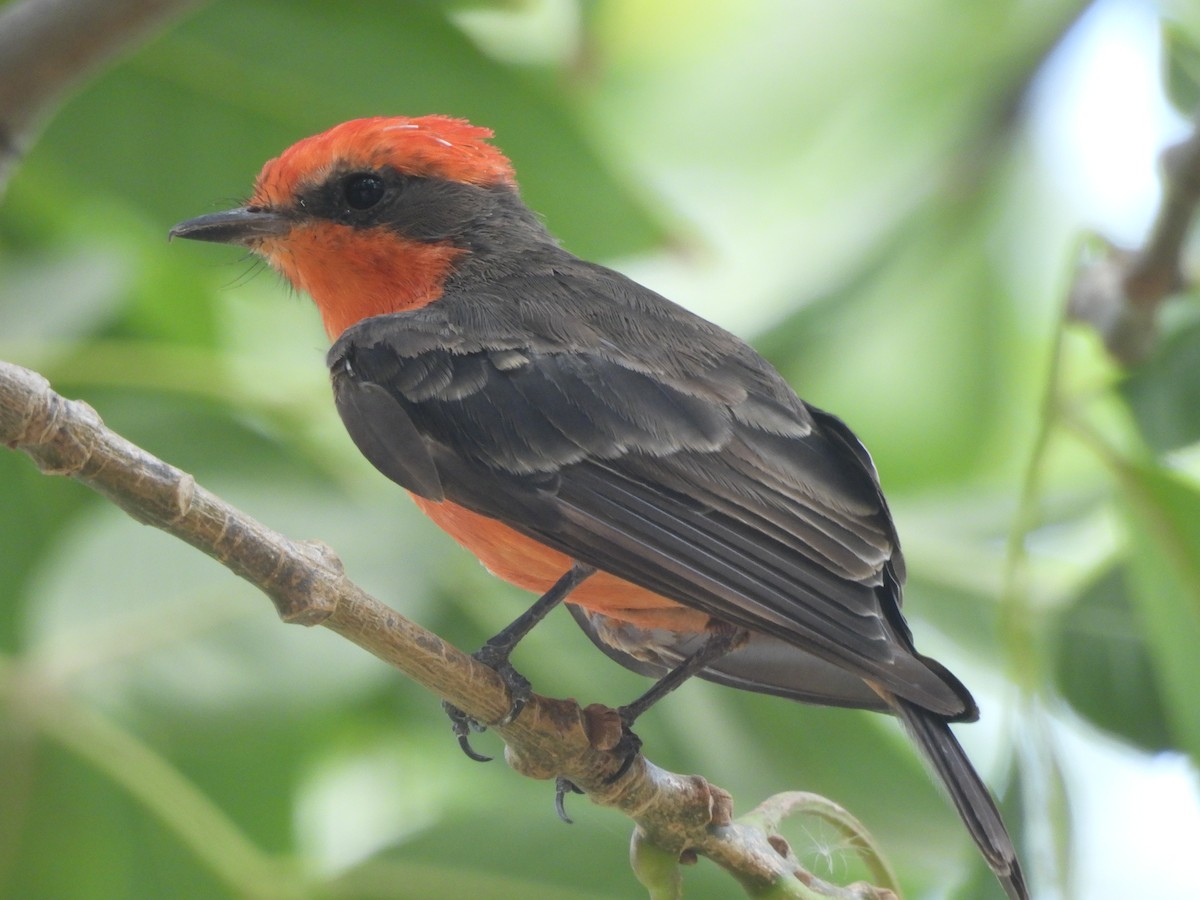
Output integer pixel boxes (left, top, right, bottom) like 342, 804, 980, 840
2, 0, 1200, 897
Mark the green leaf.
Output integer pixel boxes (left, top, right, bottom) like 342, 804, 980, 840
1163, 21, 1200, 116
1050, 565, 1171, 752
1120, 308, 1200, 452
1117, 462, 1200, 761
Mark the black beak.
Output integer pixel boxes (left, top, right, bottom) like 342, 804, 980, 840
169, 206, 292, 246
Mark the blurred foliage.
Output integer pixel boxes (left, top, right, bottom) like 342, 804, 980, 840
2, 0, 1200, 898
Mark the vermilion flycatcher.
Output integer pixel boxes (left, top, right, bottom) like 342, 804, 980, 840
172, 116, 1026, 899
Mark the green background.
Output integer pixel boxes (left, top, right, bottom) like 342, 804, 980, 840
3, 1, 1200, 897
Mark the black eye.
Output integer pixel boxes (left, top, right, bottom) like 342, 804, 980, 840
344, 174, 384, 210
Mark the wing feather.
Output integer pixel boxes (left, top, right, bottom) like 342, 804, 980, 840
328, 289, 968, 715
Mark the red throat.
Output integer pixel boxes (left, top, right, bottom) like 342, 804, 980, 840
259, 225, 463, 340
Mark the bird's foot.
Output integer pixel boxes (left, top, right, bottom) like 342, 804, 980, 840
443, 644, 533, 762
442, 565, 596, 762
605, 706, 645, 784
554, 705, 645, 821
442, 700, 492, 762
581, 701, 646, 782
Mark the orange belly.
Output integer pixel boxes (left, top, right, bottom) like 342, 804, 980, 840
410, 495, 710, 632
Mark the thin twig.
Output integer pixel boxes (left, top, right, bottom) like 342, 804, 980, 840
1068, 113, 1200, 363
0, 358, 889, 898
742, 792, 900, 897
0, 0, 206, 193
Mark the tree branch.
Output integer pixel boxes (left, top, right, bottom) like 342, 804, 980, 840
0, 0, 206, 194
0, 358, 894, 898
1068, 112, 1200, 364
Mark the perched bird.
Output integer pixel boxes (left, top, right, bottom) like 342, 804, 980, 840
172, 115, 1026, 898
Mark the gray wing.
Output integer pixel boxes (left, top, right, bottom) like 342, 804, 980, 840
327, 267, 974, 718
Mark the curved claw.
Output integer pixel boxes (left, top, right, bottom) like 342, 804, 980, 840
602, 726, 643, 785
457, 732, 494, 763
491, 662, 532, 725
554, 776, 584, 823
444, 700, 494, 763
497, 704, 524, 727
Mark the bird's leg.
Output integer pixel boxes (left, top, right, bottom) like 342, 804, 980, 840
555, 623, 747, 819
445, 561, 595, 762
619, 623, 748, 729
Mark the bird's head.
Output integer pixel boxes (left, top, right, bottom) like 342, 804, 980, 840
171, 116, 522, 339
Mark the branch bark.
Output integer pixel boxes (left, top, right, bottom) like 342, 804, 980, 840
1068, 113, 1200, 364
0, 358, 895, 899
0, 0, 206, 193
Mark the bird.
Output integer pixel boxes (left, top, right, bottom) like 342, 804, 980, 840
171, 115, 1027, 899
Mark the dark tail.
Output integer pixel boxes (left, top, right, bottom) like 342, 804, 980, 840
891, 696, 1028, 900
